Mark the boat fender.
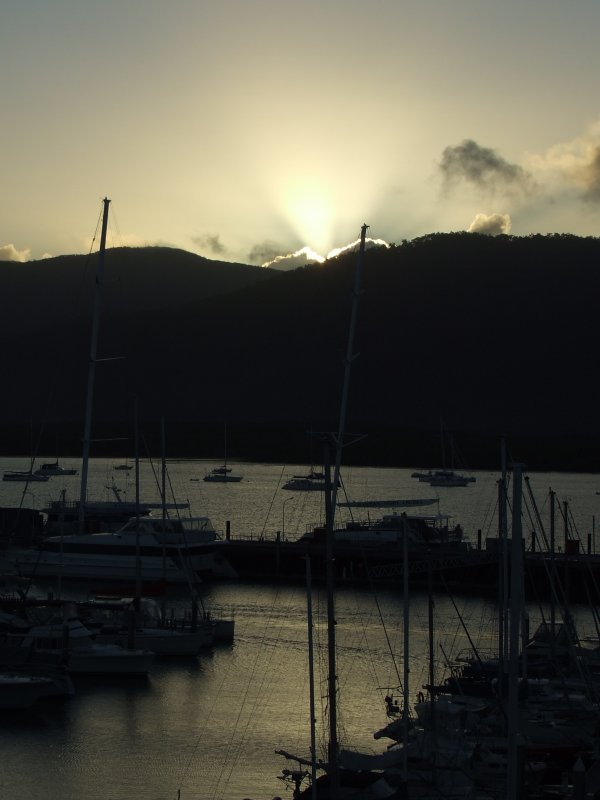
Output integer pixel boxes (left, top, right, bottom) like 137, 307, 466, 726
417, 691, 425, 703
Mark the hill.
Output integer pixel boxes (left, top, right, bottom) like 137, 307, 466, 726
1, 233, 599, 471
0, 246, 276, 337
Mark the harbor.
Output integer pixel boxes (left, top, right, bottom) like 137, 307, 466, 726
1, 457, 600, 797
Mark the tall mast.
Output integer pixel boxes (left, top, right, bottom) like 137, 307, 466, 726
326, 224, 368, 798
78, 197, 110, 527
330, 223, 368, 525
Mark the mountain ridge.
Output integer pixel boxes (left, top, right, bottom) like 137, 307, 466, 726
1, 233, 599, 470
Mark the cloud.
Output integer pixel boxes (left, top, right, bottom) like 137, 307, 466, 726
259, 237, 390, 270
468, 212, 511, 236
191, 233, 227, 257
327, 237, 389, 260
582, 145, 600, 203
261, 245, 325, 271
440, 139, 533, 195
523, 119, 600, 204
0, 243, 31, 262
247, 240, 288, 266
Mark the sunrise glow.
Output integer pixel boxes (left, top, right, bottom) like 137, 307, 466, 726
282, 181, 334, 256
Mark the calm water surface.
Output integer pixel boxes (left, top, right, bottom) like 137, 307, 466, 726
1, 457, 599, 800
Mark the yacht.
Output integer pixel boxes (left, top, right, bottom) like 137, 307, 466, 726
34, 461, 77, 477
83, 597, 215, 655
411, 469, 475, 487
10, 514, 238, 584
0, 616, 155, 676
0, 668, 75, 709
203, 466, 243, 483
300, 511, 467, 551
3, 471, 49, 483
282, 470, 339, 491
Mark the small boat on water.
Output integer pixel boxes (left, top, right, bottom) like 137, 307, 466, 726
202, 425, 243, 482
282, 469, 325, 491
203, 466, 243, 483
0, 613, 155, 676
34, 461, 77, 477
411, 468, 475, 487
3, 471, 49, 483
282, 469, 340, 491
0, 668, 75, 709
83, 597, 215, 656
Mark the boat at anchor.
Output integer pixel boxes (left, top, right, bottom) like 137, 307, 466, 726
10, 514, 238, 584
2, 471, 49, 483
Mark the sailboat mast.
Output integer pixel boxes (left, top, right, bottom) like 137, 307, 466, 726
330, 223, 368, 524
325, 224, 368, 798
507, 463, 524, 799
305, 556, 318, 797
78, 197, 110, 526
324, 447, 339, 794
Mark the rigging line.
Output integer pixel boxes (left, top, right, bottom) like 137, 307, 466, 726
260, 462, 287, 538
343, 535, 404, 695
440, 574, 484, 668
369, 587, 404, 693
214, 586, 303, 797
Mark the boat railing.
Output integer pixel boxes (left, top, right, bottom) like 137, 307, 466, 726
45, 499, 81, 511
453, 647, 498, 665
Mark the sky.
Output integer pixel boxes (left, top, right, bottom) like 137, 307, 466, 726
2, 0, 600, 268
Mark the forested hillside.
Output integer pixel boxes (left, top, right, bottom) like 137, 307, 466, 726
1, 233, 599, 470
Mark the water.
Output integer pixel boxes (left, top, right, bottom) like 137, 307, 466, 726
1, 457, 600, 799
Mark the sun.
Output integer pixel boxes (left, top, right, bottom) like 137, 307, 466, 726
283, 180, 334, 255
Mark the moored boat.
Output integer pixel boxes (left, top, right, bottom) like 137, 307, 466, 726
34, 461, 77, 477
3, 471, 49, 483
0, 613, 155, 676
411, 468, 475, 487
0, 668, 75, 709
203, 467, 243, 483
82, 597, 215, 655
9, 514, 238, 584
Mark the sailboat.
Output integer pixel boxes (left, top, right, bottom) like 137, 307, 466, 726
202, 425, 243, 482
411, 422, 475, 487
41, 198, 187, 534
275, 226, 399, 798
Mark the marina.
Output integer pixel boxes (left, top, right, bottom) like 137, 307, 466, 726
1, 456, 600, 797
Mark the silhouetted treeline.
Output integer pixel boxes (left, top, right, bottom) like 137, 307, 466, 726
1, 233, 599, 471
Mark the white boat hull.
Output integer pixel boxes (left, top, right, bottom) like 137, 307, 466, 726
0, 671, 74, 709
67, 645, 154, 675
97, 626, 213, 656
10, 545, 238, 583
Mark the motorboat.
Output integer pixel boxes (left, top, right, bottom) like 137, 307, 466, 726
83, 597, 215, 655
96, 624, 212, 655
411, 469, 475, 487
300, 511, 467, 551
282, 470, 339, 491
10, 514, 238, 584
34, 461, 77, 477
3, 471, 49, 483
42, 488, 190, 535
0, 668, 75, 709
203, 467, 243, 483
0, 613, 155, 676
